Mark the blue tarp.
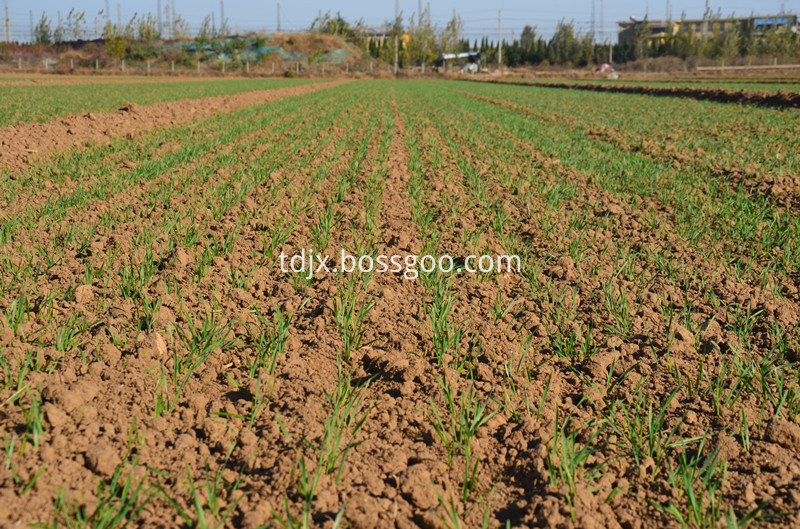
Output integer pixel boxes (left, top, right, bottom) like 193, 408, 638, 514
160, 36, 351, 63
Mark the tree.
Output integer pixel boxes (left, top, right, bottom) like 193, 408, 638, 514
173, 15, 191, 40
378, 15, 404, 65
103, 21, 126, 60
740, 17, 757, 64
219, 16, 230, 38
34, 12, 52, 44
198, 15, 214, 40
719, 20, 741, 65
65, 9, 86, 41
137, 13, 160, 40
310, 11, 367, 47
439, 13, 463, 54
548, 20, 581, 65
520, 25, 537, 54
53, 15, 64, 43
121, 14, 138, 39
405, 10, 437, 66
672, 13, 697, 59
634, 17, 651, 62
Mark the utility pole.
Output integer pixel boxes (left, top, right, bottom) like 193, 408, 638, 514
498, 10, 502, 69
171, 0, 176, 37
609, 37, 612, 63
702, 0, 709, 41
3, 2, 8, 43
277, 3, 280, 32
164, 5, 170, 39
94, 17, 99, 38
157, 0, 162, 36
394, 34, 398, 74
29, 10, 34, 42
117, 4, 121, 27
591, 0, 595, 37
220, 0, 225, 37
212, 11, 215, 36
600, 0, 604, 44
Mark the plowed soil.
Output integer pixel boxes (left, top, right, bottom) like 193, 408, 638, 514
1, 79, 799, 529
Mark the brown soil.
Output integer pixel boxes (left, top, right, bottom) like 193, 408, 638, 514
0, 80, 347, 174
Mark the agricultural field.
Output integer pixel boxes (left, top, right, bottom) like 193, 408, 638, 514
604, 79, 800, 92
0, 78, 317, 127
500, 77, 800, 93
485, 77, 800, 109
1, 78, 799, 529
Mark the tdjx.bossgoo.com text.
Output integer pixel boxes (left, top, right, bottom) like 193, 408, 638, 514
280, 249, 521, 280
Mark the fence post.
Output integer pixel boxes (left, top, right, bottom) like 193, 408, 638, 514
197, 61, 200, 73
121, 59, 125, 72
222, 61, 225, 74
147, 60, 150, 75
70, 58, 74, 70
346, 63, 348, 73
171, 61, 174, 72
271, 62, 274, 74
18, 57, 21, 69
246, 61, 249, 73
95, 59, 98, 71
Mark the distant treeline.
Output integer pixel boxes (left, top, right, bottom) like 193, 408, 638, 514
20, 8, 800, 68
318, 11, 800, 68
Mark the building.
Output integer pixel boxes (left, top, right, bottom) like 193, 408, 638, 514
617, 14, 799, 44
441, 51, 482, 72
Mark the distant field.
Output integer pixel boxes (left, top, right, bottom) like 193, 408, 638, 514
595, 78, 800, 92
0, 78, 318, 126
500, 77, 800, 93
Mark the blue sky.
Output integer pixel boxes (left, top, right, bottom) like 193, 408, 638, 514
7, 0, 797, 43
